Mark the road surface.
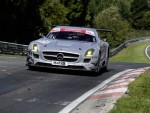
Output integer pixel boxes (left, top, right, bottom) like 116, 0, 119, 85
0, 56, 149, 113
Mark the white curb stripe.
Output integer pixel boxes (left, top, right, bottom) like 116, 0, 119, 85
145, 45, 150, 59
107, 82, 129, 88
99, 87, 128, 94
113, 78, 134, 84
58, 69, 134, 113
126, 72, 143, 75
113, 79, 128, 84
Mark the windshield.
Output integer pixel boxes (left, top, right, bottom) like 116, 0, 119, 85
47, 32, 96, 42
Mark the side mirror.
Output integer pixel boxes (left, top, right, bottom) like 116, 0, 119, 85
101, 36, 108, 42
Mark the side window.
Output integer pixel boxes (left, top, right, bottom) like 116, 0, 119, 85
93, 37, 97, 42
47, 33, 53, 39
98, 32, 101, 39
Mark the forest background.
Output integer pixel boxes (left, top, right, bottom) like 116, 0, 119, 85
0, 0, 150, 48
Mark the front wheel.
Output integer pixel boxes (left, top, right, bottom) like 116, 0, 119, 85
95, 55, 101, 74
102, 63, 108, 72
102, 54, 109, 72
28, 66, 36, 70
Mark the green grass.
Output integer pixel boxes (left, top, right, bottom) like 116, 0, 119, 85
110, 41, 150, 63
109, 69, 150, 113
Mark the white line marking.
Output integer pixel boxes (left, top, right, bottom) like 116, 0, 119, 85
107, 82, 129, 88
125, 72, 143, 76
99, 87, 128, 94
145, 45, 150, 59
15, 98, 23, 102
55, 101, 71, 106
113, 78, 134, 84
113, 79, 127, 84
1, 70, 7, 72
127, 78, 135, 82
58, 69, 134, 113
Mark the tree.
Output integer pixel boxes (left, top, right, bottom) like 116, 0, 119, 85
87, 0, 120, 27
0, 0, 27, 42
134, 11, 150, 29
60, 0, 89, 26
0, 0, 45, 44
118, 1, 131, 20
131, 0, 150, 29
18, 0, 44, 44
40, 0, 68, 31
94, 6, 131, 47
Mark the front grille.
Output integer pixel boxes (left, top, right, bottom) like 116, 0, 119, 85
42, 51, 79, 62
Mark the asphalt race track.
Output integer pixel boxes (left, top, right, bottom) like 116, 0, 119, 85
0, 56, 149, 113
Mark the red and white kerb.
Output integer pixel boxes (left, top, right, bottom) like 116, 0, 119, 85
51, 28, 95, 36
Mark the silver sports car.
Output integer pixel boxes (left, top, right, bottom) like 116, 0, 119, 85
26, 26, 110, 73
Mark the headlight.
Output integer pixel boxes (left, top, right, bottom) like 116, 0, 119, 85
84, 49, 94, 57
32, 44, 39, 54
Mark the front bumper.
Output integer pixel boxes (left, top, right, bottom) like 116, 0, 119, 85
26, 55, 98, 72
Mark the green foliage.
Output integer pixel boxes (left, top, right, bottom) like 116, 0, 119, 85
133, 11, 150, 29
0, 0, 150, 46
131, 0, 149, 14
94, 6, 131, 48
131, 0, 150, 29
39, 0, 68, 31
60, 0, 89, 26
117, 1, 131, 20
87, 0, 119, 27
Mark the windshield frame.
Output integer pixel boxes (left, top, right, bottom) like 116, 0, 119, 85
46, 31, 97, 43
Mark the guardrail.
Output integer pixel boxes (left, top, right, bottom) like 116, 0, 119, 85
110, 37, 150, 57
0, 37, 150, 56
0, 41, 28, 55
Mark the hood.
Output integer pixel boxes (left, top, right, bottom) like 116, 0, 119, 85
36, 38, 96, 53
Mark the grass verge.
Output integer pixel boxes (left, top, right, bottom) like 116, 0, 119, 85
110, 41, 150, 63
109, 69, 150, 113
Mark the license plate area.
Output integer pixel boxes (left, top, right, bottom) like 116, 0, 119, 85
52, 61, 66, 66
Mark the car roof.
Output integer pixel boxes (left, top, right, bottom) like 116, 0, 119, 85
52, 26, 98, 37
54, 26, 96, 32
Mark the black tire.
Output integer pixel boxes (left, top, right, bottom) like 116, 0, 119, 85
102, 50, 109, 72
28, 66, 36, 70
102, 63, 108, 72
95, 54, 101, 74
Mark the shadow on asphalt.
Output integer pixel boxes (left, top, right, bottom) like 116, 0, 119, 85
26, 67, 110, 77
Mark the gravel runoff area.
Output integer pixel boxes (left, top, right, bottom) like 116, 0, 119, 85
70, 67, 150, 113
